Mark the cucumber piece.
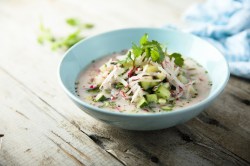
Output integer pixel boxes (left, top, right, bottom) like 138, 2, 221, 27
163, 83, 170, 89
95, 93, 107, 102
146, 94, 158, 103
158, 98, 166, 104
161, 106, 173, 111
178, 75, 188, 84
140, 81, 151, 90
140, 75, 160, 90
137, 97, 148, 108
150, 81, 159, 87
146, 65, 158, 73
155, 85, 171, 99
141, 81, 159, 90
156, 73, 165, 80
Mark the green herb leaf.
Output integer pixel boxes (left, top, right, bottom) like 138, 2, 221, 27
63, 30, 82, 48
38, 19, 94, 51
127, 51, 132, 60
142, 40, 165, 63
37, 23, 54, 44
66, 18, 94, 29
145, 47, 151, 58
132, 43, 142, 57
114, 83, 124, 89
155, 45, 165, 63
66, 18, 80, 26
150, 48, 160, 62
50, 30, 83, 51
169, 53, 184, 67
87, 86, 100, 93
84, 23, 94, 29
140, 33, 148, 45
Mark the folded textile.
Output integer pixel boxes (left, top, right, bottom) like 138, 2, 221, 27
184, 0, 250, 79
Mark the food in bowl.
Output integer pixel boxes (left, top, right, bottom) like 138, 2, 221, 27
76, 34, 212, 113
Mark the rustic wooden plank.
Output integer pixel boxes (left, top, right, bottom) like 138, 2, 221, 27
188, 76, 250, 161
0, 68, 123, 166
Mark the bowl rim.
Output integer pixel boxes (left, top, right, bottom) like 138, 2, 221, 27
58, 27, 230, 117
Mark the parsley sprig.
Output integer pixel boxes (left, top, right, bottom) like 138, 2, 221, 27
120, 34, 184, 67
169, 53, 184, 67
38, 18, 94, 51
132, 34, 165, 63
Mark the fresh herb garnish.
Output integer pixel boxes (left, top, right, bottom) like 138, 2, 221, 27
169, 53, 184, 67
66, 18, 94, 29
114, 82, 124, 89
37, 24, 54, 44
132, 43, 143, 58
140, 33, 149, 45
38, 18, 94, 51
87, 86, 100, 93
120, 34, 184, 66
131, 34, 165, 63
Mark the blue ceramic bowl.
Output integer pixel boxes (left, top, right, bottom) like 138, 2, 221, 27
59, 28, 229, 130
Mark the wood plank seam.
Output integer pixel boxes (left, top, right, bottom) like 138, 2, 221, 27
0, 66, 125, 165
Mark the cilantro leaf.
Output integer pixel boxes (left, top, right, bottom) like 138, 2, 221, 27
51, 30, 82, 51
132, 43, 142, 57
150, 48, 160, 62
37, 23, 54, 44
140, 33, 148, 45
84, 23, 94, 29
169, 53, 184, 67
38, 19, 94, 51
66, 18, 94, 29
155, 44, 165, 63
63, 30, 82, 48
142, 40, 165, 63
145, 47, 151, 58
66, 18, 80, 26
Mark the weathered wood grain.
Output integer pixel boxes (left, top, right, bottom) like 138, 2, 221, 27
0, 0, 249, 165
0, 68, 123, 165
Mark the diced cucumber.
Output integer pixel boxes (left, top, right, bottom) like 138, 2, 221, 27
140, 81, 151, 90
146, 65, 158, 73
140, 81, 159, 90
158, 98, 166, 104
163, 83, 170, 89
95, 93, 107, 102
161, 106, 173, 111
178, 75, 188, 84
156, 73, 165, 80
146, 94, 158, 103
140, 75, 160, 90
155, 85, 171, 99
150, 81, 159, 87
136, 97, 148, 108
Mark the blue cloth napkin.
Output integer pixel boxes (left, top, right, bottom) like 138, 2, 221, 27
184, 0, 250, 79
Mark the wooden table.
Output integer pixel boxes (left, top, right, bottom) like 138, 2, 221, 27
0, 0, 249, 165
